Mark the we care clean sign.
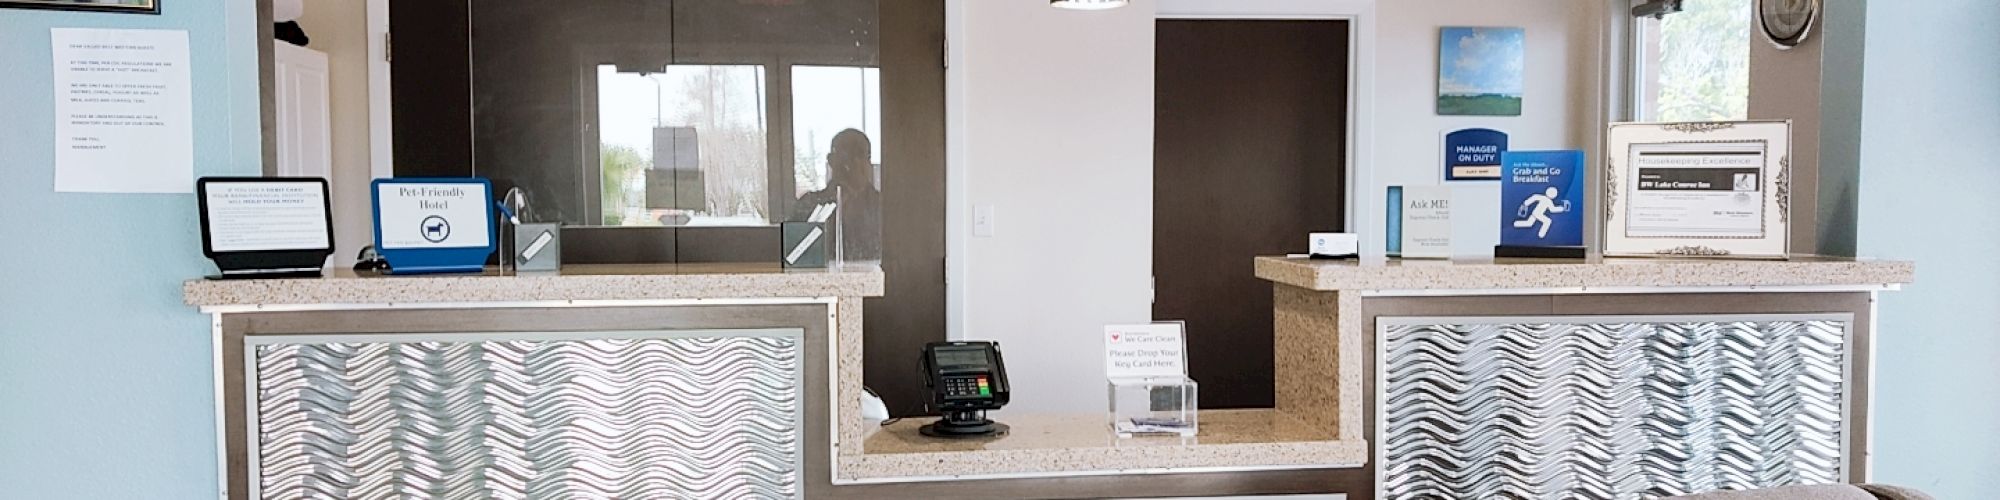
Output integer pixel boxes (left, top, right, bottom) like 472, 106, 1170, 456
1104, 323, 1187, 379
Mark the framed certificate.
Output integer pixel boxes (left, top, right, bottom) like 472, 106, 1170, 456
1603, 121, 1791, 259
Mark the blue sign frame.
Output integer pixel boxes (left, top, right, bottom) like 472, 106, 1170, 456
1499, 150, 1585, 248
1444, 128, 1509, 181
371, 178, 496, 274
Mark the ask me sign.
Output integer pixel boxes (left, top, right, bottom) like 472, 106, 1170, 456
1105, 322, 1188, 379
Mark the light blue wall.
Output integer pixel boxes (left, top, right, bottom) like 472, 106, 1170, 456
1, 1, 1994, 498
0, 0, 259, 498
1854, 0, 2000, 497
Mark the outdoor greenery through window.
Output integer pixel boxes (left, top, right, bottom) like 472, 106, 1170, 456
597, 65, 770, 227
1637, 0, 1751, 122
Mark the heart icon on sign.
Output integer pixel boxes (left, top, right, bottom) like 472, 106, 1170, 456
1111, 334, 1121, 342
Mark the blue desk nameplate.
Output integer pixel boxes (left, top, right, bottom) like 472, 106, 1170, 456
371, 178, 496, 274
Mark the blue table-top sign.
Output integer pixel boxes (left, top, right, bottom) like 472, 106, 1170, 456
372, 178, 496, 274
1500, 150, 1585, 248
1445, 128, 1509, 181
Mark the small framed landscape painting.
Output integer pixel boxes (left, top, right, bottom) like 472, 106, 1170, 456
1438, 26, 1524, 116
1, 0, 158, 14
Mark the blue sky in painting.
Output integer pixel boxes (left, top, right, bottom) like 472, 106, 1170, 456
1439, 27, 1525, 96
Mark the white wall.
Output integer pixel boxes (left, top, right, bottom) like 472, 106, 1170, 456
951, 0, 1608, 414
297, 0, 374, 263
955, 0, 1158, 414
1371, 0, 1607, 256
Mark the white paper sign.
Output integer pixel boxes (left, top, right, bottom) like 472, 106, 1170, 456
51, 28, 194, 193
1105, 323, 1187, 379
375, 183, 492, 250
1400, 186, 1453, 259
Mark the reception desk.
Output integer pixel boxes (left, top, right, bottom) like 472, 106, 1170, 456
186, 256, 1913, 499
1254, 256, 1914, 499
188, 263, 1369, 499
187, 264, 880, 500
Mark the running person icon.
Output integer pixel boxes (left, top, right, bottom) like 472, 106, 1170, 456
1513, 187, 1572, 239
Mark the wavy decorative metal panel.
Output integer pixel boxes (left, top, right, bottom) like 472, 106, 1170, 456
251, 333, 801, 500
1380, 318, 1846, 499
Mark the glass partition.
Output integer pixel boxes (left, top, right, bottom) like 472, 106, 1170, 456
364, 0, 939, 416
792, 66, 882, 196
790, 65, 883, 262
596, 64, 772, 227
394, 0, 883, 264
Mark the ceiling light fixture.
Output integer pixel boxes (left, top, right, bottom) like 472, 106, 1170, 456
1050, 0, 1128, 11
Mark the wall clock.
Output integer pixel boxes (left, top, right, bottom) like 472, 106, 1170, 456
1759, 0, 1819, 49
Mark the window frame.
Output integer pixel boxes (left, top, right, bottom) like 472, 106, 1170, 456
1626, 0, 1755, 123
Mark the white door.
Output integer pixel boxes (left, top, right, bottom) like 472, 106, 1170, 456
274, 42, 332, 180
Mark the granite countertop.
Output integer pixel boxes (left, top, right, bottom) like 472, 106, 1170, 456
1255, 255, 1915, 292
841, 409, 1367, 481
184, 262, 884, 307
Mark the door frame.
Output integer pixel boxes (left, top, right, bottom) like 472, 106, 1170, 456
1153, 0, 1376, 241
365, 0, 394, 180
941, 1, 1377, 339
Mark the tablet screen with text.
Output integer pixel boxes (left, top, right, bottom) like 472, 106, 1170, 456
200, 179, 332, 253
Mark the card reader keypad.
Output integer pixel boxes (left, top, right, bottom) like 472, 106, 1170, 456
943, 375, 991, 399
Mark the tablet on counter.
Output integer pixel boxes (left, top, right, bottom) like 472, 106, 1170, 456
197, 177, 335, 279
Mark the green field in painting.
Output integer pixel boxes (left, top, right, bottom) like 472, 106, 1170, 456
1438, 94, 1523, 116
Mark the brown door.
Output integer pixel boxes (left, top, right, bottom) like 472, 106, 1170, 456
387, 0, 473, 178
869, 0, 949, 417
1154, 20, 1348, 409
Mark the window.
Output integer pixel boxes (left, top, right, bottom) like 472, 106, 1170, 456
789, 65, 884, 262
595, 65, 770, 226
791, 66, 882, 197
1635, 0, 1751, 122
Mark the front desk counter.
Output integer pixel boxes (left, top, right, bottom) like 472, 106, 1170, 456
188, 263, 892, 499
188, 257, 1914, 499
1254, 255, 1915, 499
191, 263, 1369, 499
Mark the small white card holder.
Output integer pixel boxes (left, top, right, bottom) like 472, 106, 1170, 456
1104, 322, 1199, 438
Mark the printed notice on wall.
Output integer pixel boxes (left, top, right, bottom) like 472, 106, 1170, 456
1105, 322, 1188, 380
51, 28, 194, 193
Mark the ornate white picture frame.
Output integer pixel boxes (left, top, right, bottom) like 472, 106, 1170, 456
1603, 121, 1792, 259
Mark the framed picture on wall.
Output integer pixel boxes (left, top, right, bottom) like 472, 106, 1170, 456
1603, 121, 1793, 259
1438, 26, 1524, 116
1, 0, 158, 14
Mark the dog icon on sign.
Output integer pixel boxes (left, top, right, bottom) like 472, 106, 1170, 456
420, 216, 452, 243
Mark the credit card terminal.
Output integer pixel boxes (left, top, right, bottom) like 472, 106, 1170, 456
919, 341, 1011, 437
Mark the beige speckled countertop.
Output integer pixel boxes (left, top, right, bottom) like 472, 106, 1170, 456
184, 262, 884, 307
842, 409, 1366, 481
1255, 255, 1914, 292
